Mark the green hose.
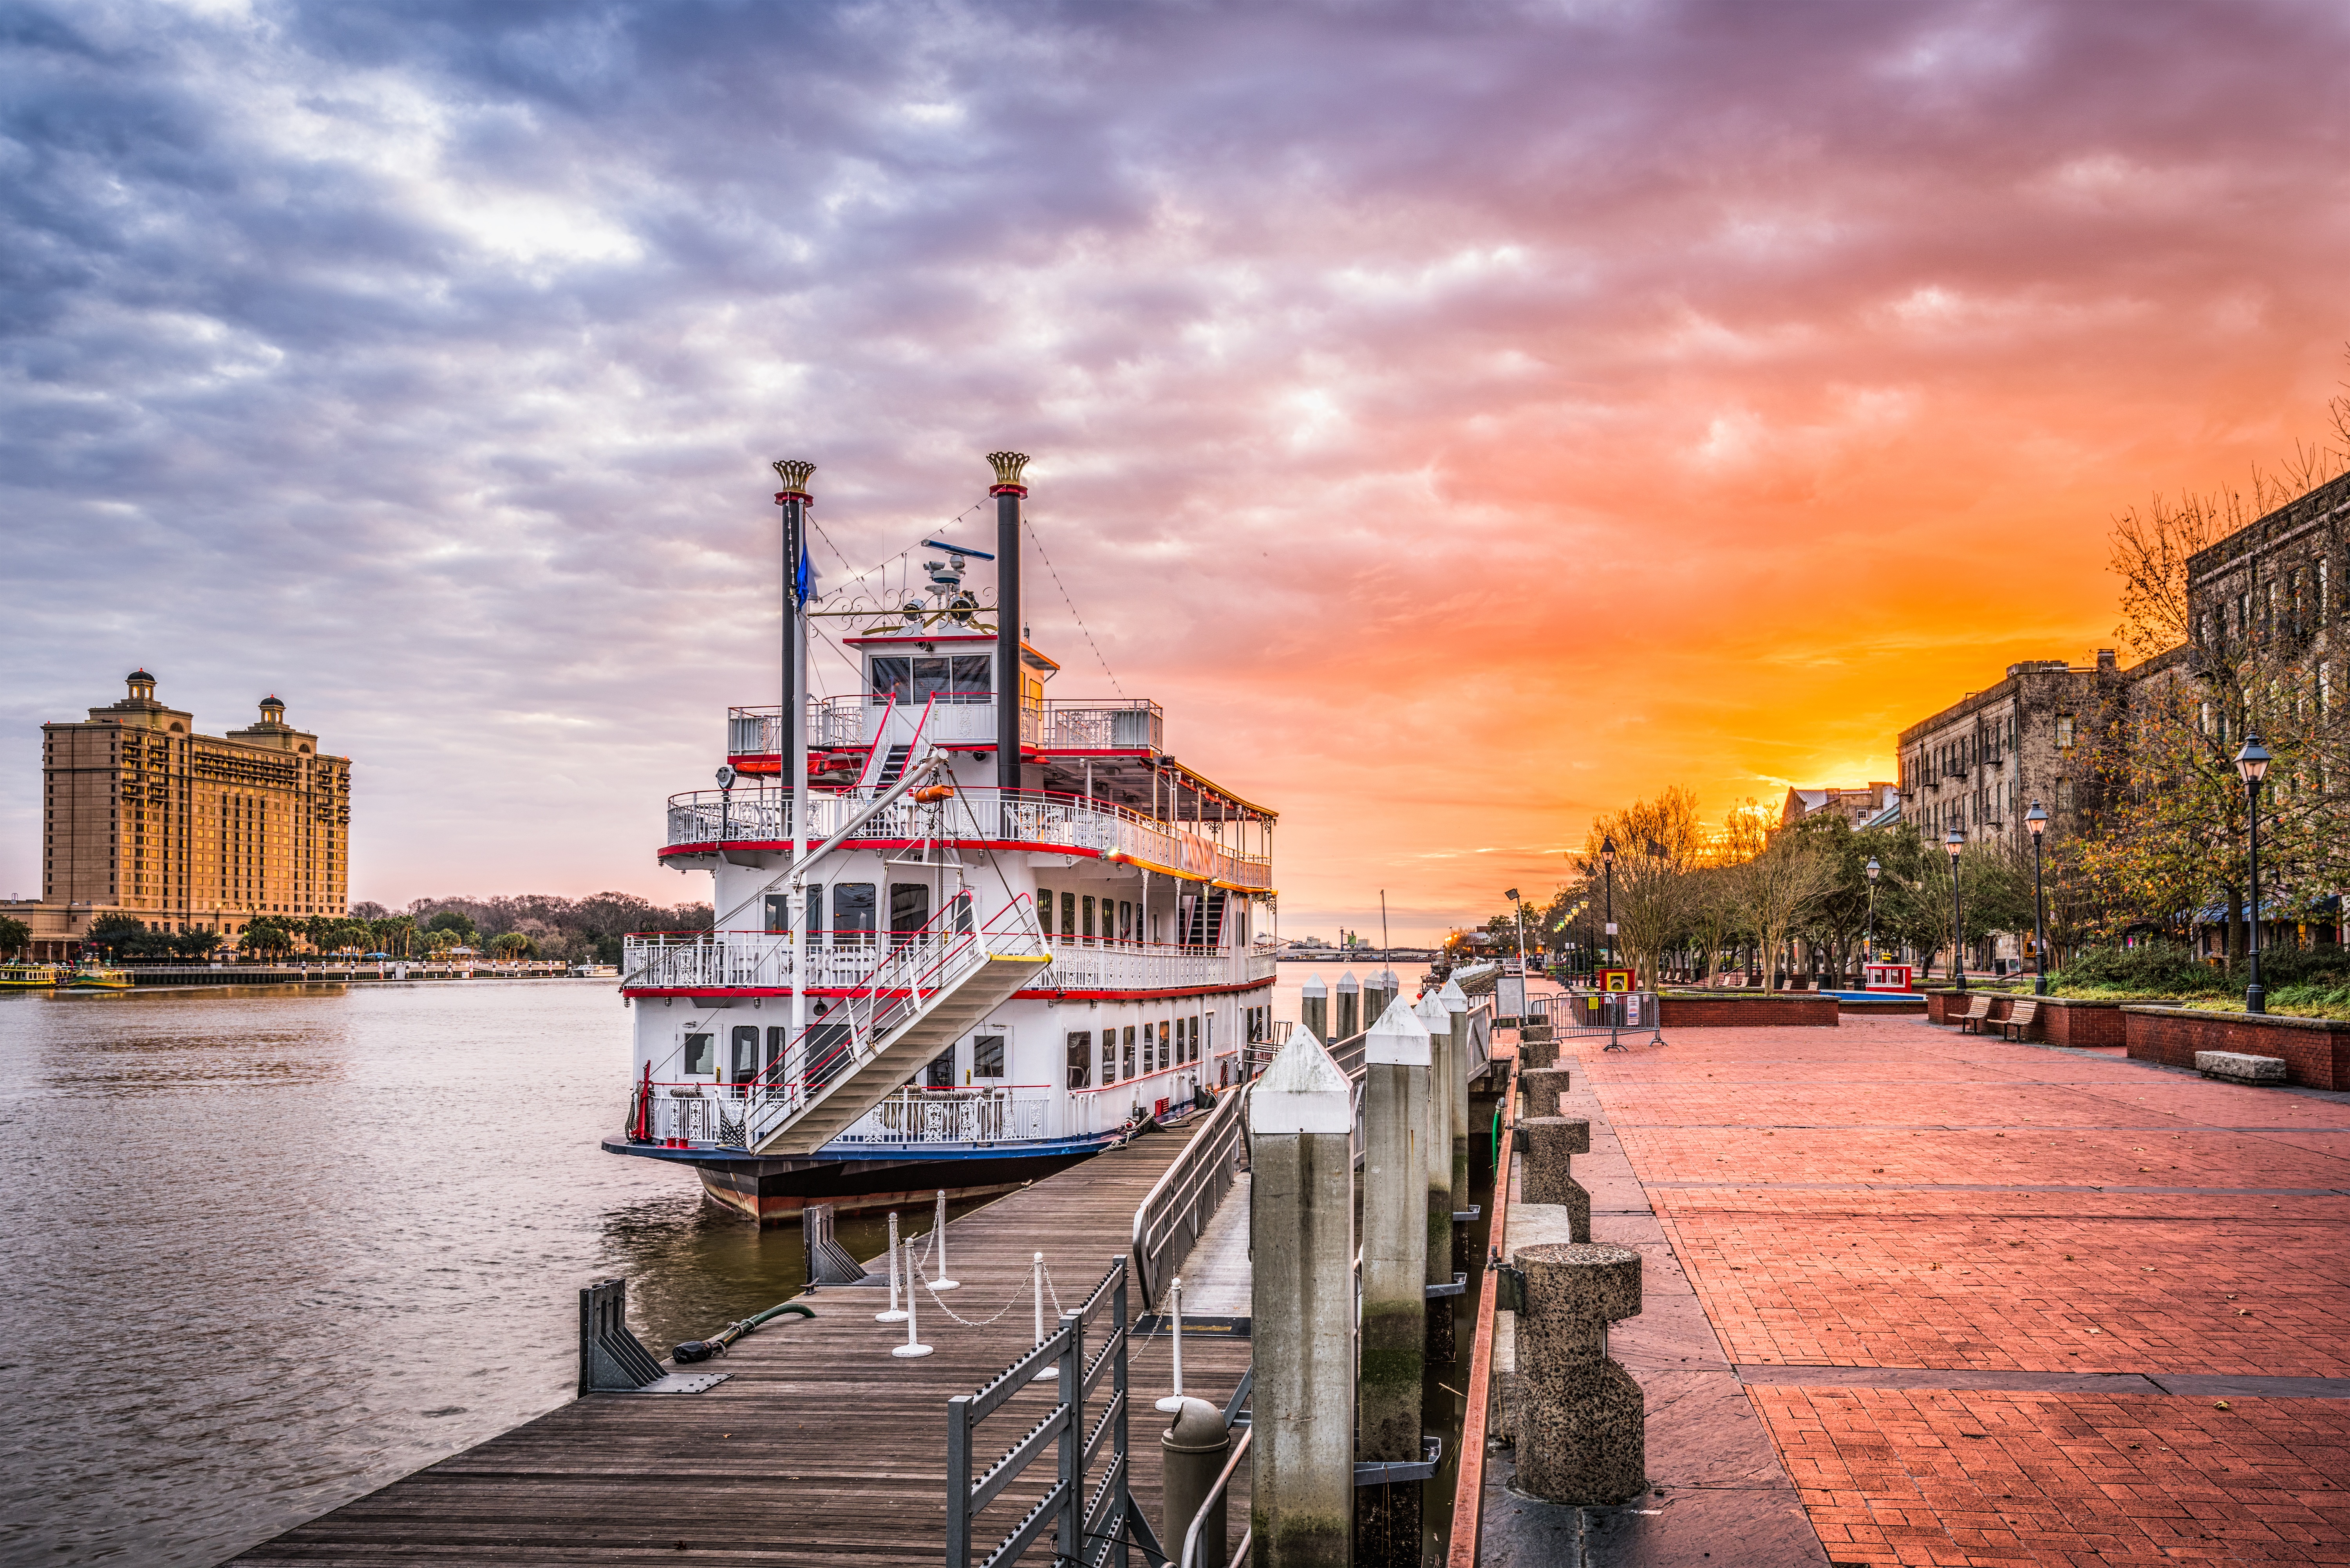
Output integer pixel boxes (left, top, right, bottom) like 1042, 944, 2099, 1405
673, 1299, 815, 1363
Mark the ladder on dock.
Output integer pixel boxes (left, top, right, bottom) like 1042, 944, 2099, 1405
742, 892, 1049, 1156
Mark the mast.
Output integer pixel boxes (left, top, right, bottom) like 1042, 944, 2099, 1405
774, 459, 816, 1047
989, 452, 1030, 795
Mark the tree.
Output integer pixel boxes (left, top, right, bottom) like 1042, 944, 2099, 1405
489, 931, 535, 960
1725, 835, 1837, 994
174, 928, 222, 959
242, 917, 296, 958
0, 915, 30, 958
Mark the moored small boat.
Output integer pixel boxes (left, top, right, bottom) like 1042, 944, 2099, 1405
58, 963, 133, 992
0, 963, 63, 992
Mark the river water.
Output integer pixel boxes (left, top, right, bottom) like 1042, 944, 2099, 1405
0, 964, 1368, 1566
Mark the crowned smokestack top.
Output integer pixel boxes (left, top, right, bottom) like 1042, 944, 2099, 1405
993, 453, 1027, 791
771, 458, 815, 500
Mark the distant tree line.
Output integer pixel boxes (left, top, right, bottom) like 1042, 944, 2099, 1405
63, 892, 712, 965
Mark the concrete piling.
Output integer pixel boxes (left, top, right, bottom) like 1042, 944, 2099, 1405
1520, 1068, 1571, 1120
1335, 971, 1360, 1043
1437, 977, 1471, 1247
1249, 1024, 1356, 1568
1521, 1115, 1593, 1242
1414, 990, 1455, 1363
1163, 1397, 1233, 1568
1512, 1242, 1646, 1506
1357, 997, 1429, 1567
1301, 974, 1328, 1046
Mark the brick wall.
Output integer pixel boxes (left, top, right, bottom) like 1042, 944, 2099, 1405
1659, 995, 1840, 1028
2125, 1008, 2350, 1090
2039, 999, 2126, 1047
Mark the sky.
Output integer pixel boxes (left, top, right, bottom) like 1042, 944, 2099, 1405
5, 0, 2349, 943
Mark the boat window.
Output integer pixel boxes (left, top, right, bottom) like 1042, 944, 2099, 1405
891, 883, 930, 944
925, 1050, 955, 1088
765, 1026, 787, 1071
732, 1026, 759, 1082
1190, 1015, 1203, 1063
950, 655, 992, 696
1036, 890, 1053, 935
1157, 1020, 1171, 1073
1082, 896, 1095, 941
833, 883, 876, 945
1061, 892, 1076, 939
1120, 900, 1134, 942
1122, 1025, 1137, 1080
973, 1034, 1006, 1078
911, 658, 952, 702
870, 657, 911, 705
1063, 1032, 1088, 1089
809, 885, 824, 942
683, 1032, 714, 1075
1099, 1030, 1118, 1085
809, 1017, 850, 1083
764, 893, 792, 935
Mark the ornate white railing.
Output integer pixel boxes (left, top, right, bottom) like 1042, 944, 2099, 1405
725, 697, 1163, 755
661, 785, 1271, 891
620, 933, 1273, 994
831, 1087, 1058, 1145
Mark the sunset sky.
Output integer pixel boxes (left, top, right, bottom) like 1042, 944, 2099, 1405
6, 0, 2348, 941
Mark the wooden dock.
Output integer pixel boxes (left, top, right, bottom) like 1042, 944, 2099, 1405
235, 1123, 1252, 1566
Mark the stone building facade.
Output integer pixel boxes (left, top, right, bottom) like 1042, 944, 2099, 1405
2186, 470, 2348, 668
22, 671, 352, 957
1779, 784, 1898, 830
1896, 649, 2133, 854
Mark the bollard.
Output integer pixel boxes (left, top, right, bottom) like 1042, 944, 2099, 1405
1521, 1116, 1593, 1242
892, 1235, 933, 1358
1520, 1068, 1572, 1120
1517, 1031, 1558, 1071
1249, 1024, 1355, 1568
1030, 1252, 1056, 1383
1513, 1242, 1645, 1505
1335, 970, 1360, 1043
876, 1211, 908, 1323
1300, 974, 1328, 1046
1163, 1396, 1232, 1568
929, 1189, 959, 1292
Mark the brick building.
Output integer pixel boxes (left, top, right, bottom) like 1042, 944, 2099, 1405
20, 671, 352, 957
1779, 783, 1898, 830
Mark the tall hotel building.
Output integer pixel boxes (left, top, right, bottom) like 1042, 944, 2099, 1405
27, 671, 352, 952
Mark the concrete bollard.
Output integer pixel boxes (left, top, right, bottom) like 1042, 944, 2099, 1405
1335, 970, 1360, 1044
1358, 997, 1429, 1567
1162, 1396, 1231, 1568
1520, 1068, 1572, 1120
1517, 1032, 1558, 1071
1513, 1242, 1645, 1505
1249, 1024, 1356, 1568
1300, 974, 1328, 1048
1521, 1116, 1592, 1242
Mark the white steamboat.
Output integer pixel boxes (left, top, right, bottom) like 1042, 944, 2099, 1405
603, 453, 1277, 1223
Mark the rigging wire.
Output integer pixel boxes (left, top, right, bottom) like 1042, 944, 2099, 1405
1023, 517, 1127, 699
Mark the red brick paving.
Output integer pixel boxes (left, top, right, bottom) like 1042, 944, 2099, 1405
1582, 1014, 2350, 1564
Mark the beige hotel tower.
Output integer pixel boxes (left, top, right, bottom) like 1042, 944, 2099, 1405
21, 671, 351, 956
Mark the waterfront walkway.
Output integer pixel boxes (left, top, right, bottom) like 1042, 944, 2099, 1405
235, 1122, 1248, 1566
1482, 1013, 2350, 1566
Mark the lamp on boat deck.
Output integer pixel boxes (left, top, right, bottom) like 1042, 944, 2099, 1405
988, 451, 1030, 795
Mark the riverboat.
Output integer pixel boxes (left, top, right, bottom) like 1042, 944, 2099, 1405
602, 453, 1278, 1223
58, 963, 132, 991
0, 963, 63, 991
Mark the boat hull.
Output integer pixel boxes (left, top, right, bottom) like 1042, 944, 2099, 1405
599, 1133, 1113, 1225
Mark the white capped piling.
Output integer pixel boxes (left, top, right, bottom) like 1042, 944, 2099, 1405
1361, 997, 1430, 1459
1335, 970, 1360, 1043
930, 1189, 959, 1291
1438, 976, 1472, 1233
1155, 1276, 1187, 1414
1248, 1023, 1356, 1568
877, 1211, 908, 1323
1300, 974, 1329, 1045
892, 1235, 933, 1358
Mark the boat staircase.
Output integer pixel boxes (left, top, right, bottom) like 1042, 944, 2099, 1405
1183, 887, 1227, 947
740, 891, 1049, 1156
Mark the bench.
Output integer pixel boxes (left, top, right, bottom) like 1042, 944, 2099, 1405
1998, 998, 2040, 1041
1955, 995, 1994, 1033
2196, 1051, 2287, 1085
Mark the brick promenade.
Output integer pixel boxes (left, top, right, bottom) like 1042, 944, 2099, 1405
1584, 1013, 2350, 1566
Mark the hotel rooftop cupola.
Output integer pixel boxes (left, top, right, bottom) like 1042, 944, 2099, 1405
126, 669, 158, 705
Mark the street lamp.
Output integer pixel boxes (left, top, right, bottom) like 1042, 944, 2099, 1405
2236, 735, 2272, 1015
1864, 857, 1881, 969
1600, 837, 1617, 968
1503, 887, 1528, 980
1943, 826, 1966, 992
2025, 801, 2048, 996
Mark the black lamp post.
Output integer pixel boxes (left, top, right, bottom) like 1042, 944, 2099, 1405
2025, 800, 2048, 996
1600, 836, 1617, 967
2237, 735, 2271, 1015
1944, 826, 1966, 991
1864, 856, 1881, 969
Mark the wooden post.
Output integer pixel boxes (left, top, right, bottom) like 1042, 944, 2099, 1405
1358, 998, 1429, 1563
1301, 973, 1329, 1046
1335, 970, 1360, 1043
1250, 1023, 1356, 1568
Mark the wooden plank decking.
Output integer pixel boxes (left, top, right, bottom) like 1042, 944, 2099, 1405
235, 1124, 1251, 1566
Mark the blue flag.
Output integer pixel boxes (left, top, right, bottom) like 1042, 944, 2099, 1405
796, 539, 812, 604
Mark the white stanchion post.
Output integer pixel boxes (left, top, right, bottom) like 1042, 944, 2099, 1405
876, 1210, 908, 1324
929, 1188, 960, 1291
1154, 1276, 1186, 1413
893, 1235, 933, 1358
1030, 1251, 1056, 1382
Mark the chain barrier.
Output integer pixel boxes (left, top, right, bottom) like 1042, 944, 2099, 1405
893, 1225, 1065, 1332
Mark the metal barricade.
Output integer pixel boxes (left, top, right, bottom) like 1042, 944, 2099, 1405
1555, 990, 1667, 1051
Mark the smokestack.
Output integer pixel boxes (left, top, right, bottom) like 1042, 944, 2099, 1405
989, 452, 1030, 793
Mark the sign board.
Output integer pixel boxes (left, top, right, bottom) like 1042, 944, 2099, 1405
1497, 976, 1526, 1019
1863, 962, 1914, 993
1598, 967, 1634, 994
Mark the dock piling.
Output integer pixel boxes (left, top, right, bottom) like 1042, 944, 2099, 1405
1414, 991, 1455, 1362
1301, 974, 1328, 1046
1335, 971, 1360, 1043
1248, 1024, 1356, 1568
1359, 997, 1431, 1566
1438, 978, 1471, 1258
1522, 1116, 1593, 1243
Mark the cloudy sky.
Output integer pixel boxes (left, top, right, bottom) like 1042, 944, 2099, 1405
6, 0, 2347, 940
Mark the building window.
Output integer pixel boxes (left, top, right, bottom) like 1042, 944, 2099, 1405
2055, 715, 2073, 750
974, 1033, 1006, 1079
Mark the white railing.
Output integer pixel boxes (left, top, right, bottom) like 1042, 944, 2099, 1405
830, 1087, 1058, 1145
620, 932, 1272, 995
725, 697, 1164, 755
662, 785, 1271, 890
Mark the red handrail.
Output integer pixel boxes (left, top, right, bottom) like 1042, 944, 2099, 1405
1449, 1050, 1517, 1568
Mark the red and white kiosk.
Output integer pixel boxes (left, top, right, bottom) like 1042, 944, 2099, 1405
1862, 961, 1915, 992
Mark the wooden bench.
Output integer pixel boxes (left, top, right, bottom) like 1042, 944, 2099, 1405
1955, 994, 1994, 1033
1998, 998, 2040, 1041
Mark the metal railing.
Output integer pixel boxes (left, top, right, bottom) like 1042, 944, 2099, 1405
833, 1087, 1056, 1146
1555, 989, 1667, 1051
1131, 1082, 1250, 1308
728, 697, 1165, 757
662, 784, 1271, 890
945, 1257, 1161, 1568
620, 932, 1271, 995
